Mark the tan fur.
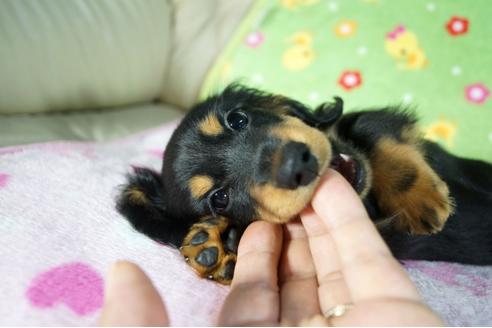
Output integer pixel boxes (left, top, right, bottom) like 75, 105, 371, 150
249, 115, 332, 223
272, 115, 331, 170
270, 147, 283, 180
125, 188, 148, 204
266, 96, 291, 115
199, 113, 223, 136
370, 138, 454, 234
180, 216, 236, 285
189, 175, 214, 199
251, 183, 316, 223
401, 124, 422, 144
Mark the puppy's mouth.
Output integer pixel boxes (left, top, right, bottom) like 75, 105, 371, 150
329, 152, 365, 194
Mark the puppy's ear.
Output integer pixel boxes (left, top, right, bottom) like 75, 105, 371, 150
116, 167, 189, 247
278, 96, 344, 129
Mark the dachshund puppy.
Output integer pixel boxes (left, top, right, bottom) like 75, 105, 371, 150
117, 84, 492, 284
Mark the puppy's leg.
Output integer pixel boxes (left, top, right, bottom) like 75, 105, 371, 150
335, 110, 454, 234
180, 216, 240, 285
370, 138, 454, 234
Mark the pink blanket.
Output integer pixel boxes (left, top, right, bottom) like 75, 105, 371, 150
0, 121, 490, 326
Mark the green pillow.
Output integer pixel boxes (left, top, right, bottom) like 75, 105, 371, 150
201, 0, 491, 162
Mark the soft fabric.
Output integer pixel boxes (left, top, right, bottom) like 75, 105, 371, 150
0, 0, 172, 114
201, 0, 492, 162
0, 102, 184, 147
0, 121, 229, 326
160, 0, 254, 110
0, 121, 491, 326
0, 0, 253, 115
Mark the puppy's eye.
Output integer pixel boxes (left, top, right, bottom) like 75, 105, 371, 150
211, 189, 229, 211
227, 111, 248, 131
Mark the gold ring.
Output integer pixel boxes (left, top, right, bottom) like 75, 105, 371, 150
323, 303, 354, 319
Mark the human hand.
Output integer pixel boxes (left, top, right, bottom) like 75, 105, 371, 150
218, 169, 443, 326
98, 169, 444, 326
295, 169, 444, 326
98, 261, 168, 326
97, 224, 284, 326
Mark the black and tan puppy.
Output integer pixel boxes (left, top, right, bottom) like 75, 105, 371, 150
117, 84, 492, 284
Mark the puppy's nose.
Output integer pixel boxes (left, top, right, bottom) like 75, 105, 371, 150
276, 141, 319, 189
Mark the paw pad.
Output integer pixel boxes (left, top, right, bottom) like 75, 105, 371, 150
196, 247, 218, 267
190, 230, 209, 245
180, 216, 239, 285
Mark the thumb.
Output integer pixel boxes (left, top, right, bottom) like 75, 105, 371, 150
98, 261, 169, 326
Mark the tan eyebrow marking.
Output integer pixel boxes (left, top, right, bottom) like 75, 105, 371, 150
199, 113, 223, 136
189, 175, 214, 199
124, 187, 149, 205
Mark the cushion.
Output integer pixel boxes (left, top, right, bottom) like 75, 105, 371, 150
0, 102, 183, 147
200, 0, 492, 162
160, 0, 254, 110
0, 0, 172, 114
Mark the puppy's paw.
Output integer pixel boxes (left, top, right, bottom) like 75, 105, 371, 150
394, 176, 454, 234
180, 216, 239, 285
371, 140, 454, 235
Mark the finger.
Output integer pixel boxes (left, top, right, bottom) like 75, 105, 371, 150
311, 169, 421, 303
98, 261, 168, 326
279, 220, 320, 324
298, 314, 330, 326
218, 221, 282, 326
330, 299, 444, 326
300, 206, 351, 316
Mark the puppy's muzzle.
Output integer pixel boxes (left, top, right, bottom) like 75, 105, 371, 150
276, 141, 319, 189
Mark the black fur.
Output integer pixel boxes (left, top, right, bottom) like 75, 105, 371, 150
116, 167, 189, 246
381, 142, 492, 264
117, 84, 492, 265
